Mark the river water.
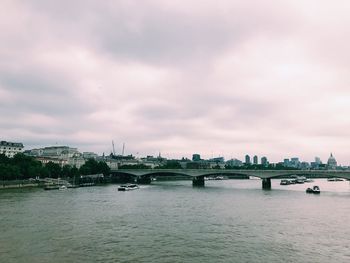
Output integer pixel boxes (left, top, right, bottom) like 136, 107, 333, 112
1, 179, 350, 263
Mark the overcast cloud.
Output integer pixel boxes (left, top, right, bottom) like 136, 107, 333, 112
1, 0, 350, 164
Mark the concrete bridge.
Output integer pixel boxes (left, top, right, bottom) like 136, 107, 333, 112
110, 169, 350, 189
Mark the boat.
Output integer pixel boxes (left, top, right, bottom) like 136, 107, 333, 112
304, 178, 314, 183
280, 179, 290, 185
295, 176, 306, 184
306, 186, 320, 194
118, 184, 139, 191
44, 185, 59, 191
289, 179, 297, 184
67, 184, 79, 188
327, 177, 344, 182
59, 185, 67, 190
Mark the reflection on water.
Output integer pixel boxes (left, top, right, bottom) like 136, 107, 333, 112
1, 179, 350, 263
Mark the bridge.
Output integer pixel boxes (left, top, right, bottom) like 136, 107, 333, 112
110, 169, 350, 189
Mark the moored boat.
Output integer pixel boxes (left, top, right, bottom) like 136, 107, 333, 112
44, 185, 59, 190
280, 179, 290, 185
327, 177, 344, 182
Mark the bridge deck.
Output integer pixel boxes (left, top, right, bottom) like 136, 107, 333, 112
110, 169, 350, 180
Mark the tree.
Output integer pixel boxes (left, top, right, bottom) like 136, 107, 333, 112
46, 162, 62, 178
62, 165, 72, 178
0, 154, 10, 165
79, 159, 110, 175
157, 160, 182, 169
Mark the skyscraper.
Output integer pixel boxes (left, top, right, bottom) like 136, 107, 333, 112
253, 155, 258, 165
261, 156, 268, 166
245, 155, 251, 164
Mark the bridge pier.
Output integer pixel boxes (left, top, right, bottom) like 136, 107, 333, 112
262, 178, 271, 190
192, 176, 205, 187
136, 176, 151, 184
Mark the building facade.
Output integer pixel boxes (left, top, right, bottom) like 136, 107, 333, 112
0, 140, 24, 158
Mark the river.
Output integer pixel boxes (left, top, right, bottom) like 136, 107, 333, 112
1, 179, 350, 263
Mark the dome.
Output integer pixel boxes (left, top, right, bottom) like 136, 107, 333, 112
327, 153, 337, 169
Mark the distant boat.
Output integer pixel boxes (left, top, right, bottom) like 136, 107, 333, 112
205, 176, 227, 181
327, 178, 344, 182
59, 185, 67, 190
44, 185, 59, 191
295, 176, 306, 184
306, 186, 320, 194
304, 178, 314, 183
118, 184, 139, 191
67, 184, 79, 188
280, 179, 290, 185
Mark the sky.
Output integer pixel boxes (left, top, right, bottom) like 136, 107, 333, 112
1, 0, 350, 164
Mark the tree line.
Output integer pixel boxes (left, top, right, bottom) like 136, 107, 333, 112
0, 153, 110, 181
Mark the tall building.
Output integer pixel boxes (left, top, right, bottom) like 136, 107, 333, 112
315, 157, 322, 164
192, 154, 201, 162
327, 153, 337, 170
245, 155, 251, 164
0, 140, 24, 158
261, 156, 268, 166
290, 157, 300, 168
253, 155, 258, 165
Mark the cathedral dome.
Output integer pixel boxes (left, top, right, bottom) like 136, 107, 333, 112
327, 153, 337, 169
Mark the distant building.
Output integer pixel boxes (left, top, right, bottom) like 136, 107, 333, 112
26, 146, 80, 158
261, 156, 268, 166
245, 155, 251, 164
192, 154, 201, 162
0, 140, 24, 158
253, 155, 258, 165
300, 162, 310, 169
283, 158, 290, 167
315, 157, 322, 164
25, 146, 84, 168
226, 158, 243, 167
210, 157, 225, 163
327, 153, 337, 170
82, 152, 98, 159
290, 157, 300, 168
36, 156, 68, 167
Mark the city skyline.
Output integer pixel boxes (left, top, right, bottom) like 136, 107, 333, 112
1, 139, 341, 166
2, 1, 350, 163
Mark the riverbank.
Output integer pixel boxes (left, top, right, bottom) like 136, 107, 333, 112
0, 180, 42, 189
0, 183, 40, 189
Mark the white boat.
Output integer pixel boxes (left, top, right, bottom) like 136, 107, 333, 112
59, 185, 67, 190
118, 184, 139, 191
304, 178, 314, 183
280, 179, 290, 185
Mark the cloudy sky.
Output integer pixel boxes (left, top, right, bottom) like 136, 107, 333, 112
1, 0, 350, 164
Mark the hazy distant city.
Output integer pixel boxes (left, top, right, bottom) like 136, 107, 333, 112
0, 139, 343, 171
